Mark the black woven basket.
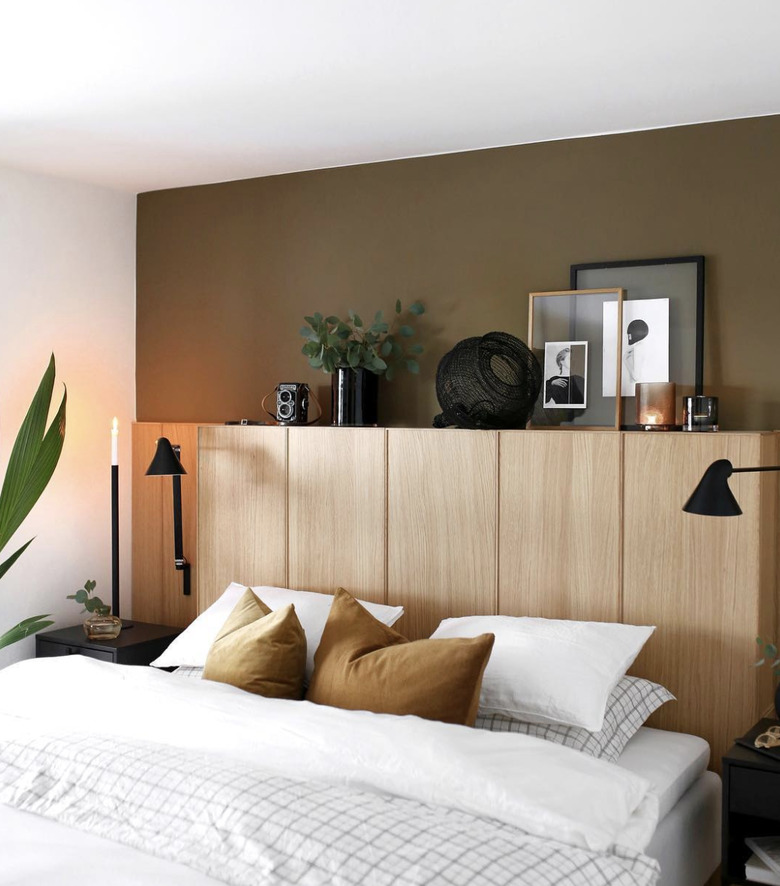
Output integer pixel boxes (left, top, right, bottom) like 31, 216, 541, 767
433, 332, 542, 430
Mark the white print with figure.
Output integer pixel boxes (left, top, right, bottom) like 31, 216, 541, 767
602, 299, 669, 397
543, 341, 588, 408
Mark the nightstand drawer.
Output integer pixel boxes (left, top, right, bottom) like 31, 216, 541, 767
36, 640, 114, 663
730, 765, 780, 817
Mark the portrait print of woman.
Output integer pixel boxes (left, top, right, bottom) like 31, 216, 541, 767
543, 341, 588, 408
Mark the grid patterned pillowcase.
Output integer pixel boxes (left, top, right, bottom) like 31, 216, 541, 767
474, 676, 674, 762
172, 666, 204, 679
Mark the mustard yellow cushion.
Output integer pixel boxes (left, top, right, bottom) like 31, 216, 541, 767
306, 588, 494, 725
203, 588, 306, 699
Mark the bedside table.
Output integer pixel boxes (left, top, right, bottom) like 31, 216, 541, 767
722, 718, 780, 884
36, 622, 181, 666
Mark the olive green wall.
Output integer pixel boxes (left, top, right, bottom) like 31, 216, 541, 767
137, 115, 780, 429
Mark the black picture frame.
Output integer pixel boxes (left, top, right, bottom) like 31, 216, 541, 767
570, 256, 705, 398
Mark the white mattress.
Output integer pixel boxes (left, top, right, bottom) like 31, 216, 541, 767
615, 725, 711, 820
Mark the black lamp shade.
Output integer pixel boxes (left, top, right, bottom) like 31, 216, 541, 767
146, 437, 187, 476
682, 459, 742, 516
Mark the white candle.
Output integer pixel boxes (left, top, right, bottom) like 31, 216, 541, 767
111, 417, 119, 466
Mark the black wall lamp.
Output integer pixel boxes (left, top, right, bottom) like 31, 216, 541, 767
683, 458, 780, 516
146, 437, 190, 596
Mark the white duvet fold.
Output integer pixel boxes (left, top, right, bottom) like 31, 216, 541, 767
0, 656, 658, 854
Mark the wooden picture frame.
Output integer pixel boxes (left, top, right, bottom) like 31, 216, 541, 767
528, 288, 625, 429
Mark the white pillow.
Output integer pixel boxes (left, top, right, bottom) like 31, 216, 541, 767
151, 582, 404, 679
430, 615, 654, 732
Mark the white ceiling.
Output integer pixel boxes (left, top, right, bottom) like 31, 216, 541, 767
1, 0, 779, 194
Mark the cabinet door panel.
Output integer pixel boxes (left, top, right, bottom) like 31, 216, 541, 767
198, 426, 288, 610
499, 431, 621, 621
387, 429, 497, 640
288, 427, 386, 603
623, 432, 777, 769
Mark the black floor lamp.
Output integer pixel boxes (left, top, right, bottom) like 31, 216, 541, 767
146, 437, 190, 596
683, 458, 780, 516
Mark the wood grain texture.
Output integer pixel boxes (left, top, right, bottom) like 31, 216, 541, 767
197, 426, 288, 610
387, 429, 498, 640
499, 430, 621, 621
623, 432, 778, 771
288, 427, 386, 603
131, 422, 199, 627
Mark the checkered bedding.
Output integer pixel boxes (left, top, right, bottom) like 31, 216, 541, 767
0, 730, 658, 886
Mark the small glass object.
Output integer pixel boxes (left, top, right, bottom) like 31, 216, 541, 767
83, 606, 122, 640
682, 395, 719, 432
635, 382, 676, 430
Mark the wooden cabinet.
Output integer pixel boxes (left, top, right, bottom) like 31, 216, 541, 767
132, 424, 779, 767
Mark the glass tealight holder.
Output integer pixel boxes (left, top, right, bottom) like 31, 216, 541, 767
682, 395, 719, 432
83, 606, 122, 640
635, 382, 677, 430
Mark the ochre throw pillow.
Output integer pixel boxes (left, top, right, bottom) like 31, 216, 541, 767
306, 588, 494, 725
203, 588, 306, 700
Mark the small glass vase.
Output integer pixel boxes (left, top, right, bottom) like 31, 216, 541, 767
83, 606, 122, 640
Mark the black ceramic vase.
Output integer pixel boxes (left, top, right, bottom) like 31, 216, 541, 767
331, 367, 379, 426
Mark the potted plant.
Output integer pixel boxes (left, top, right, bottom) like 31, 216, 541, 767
300, 300, 425, 426
0, 355, 66, 650
67, 579, 121, 639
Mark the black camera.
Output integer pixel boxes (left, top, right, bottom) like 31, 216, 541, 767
276, 383, 309, 424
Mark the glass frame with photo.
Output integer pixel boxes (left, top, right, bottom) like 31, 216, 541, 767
570, 256, 705, 426
528, 288, 625, 429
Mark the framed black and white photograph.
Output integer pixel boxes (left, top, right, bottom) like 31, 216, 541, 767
603, 298, 669, 397
528, 288, 624, 429
570, 257, 705, 421
544, 341, 588, 408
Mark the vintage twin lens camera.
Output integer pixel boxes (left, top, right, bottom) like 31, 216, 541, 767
275, 383, 309, 424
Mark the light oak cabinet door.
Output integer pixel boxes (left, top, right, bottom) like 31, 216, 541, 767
288, 427, 386, 603
499, 430, 621, 622
197, 426, 288, 610
387, 429, 498, 640
623, 431, 778, 768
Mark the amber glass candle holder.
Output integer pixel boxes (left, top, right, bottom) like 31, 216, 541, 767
635, 382, 677, 430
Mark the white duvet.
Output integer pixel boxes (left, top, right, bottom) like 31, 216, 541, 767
0, 656, 657, 856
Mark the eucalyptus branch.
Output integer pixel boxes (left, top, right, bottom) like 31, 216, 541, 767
300, 299, 425, 380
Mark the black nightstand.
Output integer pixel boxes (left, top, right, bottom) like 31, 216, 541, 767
722, 718, 780, 884
36, 622, 181, 666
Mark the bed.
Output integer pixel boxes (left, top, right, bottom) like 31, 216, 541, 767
0, 579, 721, 886
0, 654, 718, 886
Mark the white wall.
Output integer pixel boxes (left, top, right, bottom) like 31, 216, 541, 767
0, 165, 136, 666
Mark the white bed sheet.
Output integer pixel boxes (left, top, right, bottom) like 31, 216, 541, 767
616, 726, 719, 886
616, 725, 711, 819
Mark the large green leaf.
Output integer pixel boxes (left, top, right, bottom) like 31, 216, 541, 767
0, 539, 34, 582
0, 356, 67, 650
0, 615, 53, 651
0, 355, 67, 554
